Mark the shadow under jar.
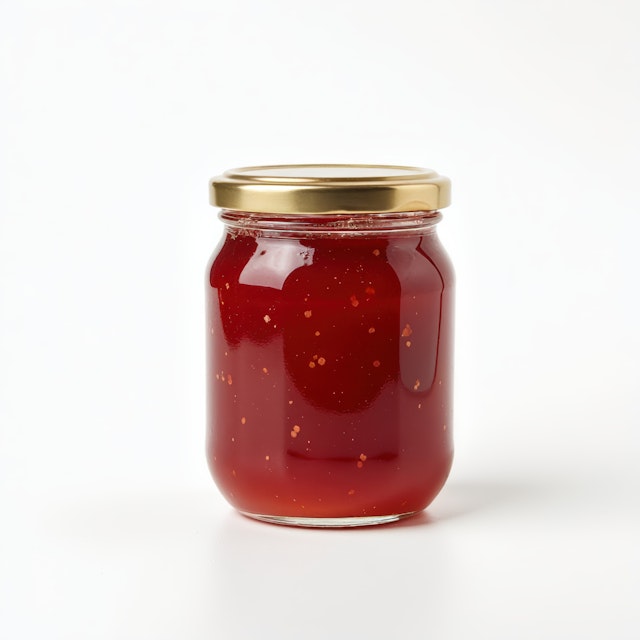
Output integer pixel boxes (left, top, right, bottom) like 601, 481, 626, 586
206, 165, 455, 527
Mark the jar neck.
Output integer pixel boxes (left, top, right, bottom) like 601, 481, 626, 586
219, 209, 442, 237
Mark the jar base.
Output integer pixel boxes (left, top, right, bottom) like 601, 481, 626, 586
239, 511, 418, 528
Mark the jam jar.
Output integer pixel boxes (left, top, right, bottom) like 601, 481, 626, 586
206, 165, 454, 527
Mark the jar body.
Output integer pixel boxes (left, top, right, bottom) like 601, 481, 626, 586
205, 211, 454, 526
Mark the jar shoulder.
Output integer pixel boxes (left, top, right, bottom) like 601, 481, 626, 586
206, 230, 454, 292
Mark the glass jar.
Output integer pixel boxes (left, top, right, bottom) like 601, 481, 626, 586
206, 165, 454, 527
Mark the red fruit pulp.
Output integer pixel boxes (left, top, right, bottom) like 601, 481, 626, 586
206, 221, 454, 519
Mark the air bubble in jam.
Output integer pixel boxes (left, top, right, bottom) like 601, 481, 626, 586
206, 215, 454, 520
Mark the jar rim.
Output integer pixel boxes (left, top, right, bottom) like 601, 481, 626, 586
209, 164, 451, 214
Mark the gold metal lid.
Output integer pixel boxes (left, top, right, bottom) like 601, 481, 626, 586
209, 164, 451, 214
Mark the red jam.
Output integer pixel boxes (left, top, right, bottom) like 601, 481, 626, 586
206, 212, 454, 522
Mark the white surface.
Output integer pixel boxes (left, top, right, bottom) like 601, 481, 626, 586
1, 1, 639, 638
2, 480, 638, 639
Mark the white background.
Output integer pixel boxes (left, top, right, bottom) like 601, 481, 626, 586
1, 0, 639, 638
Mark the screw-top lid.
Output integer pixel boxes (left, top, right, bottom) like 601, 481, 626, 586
209, 164, 451, 214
